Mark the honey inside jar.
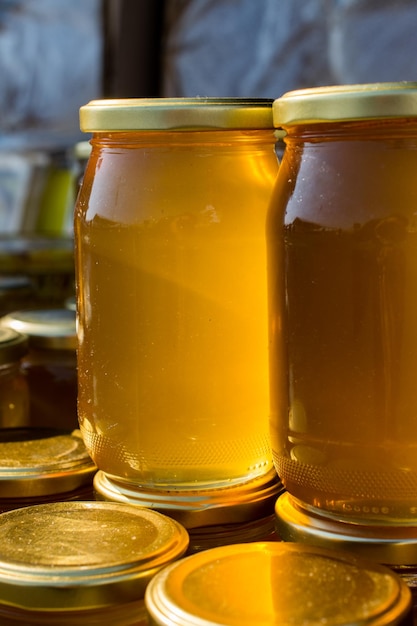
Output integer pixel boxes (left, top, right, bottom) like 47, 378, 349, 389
268, 93, 417, 524
75, 99, 279, 490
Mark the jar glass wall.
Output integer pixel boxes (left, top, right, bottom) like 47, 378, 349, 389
75, 98, 279, 496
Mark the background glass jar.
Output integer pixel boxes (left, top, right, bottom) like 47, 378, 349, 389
0, 327, 29, 428
0, 308, 78, 431
75, 98, 279, 499
267, 83, 417, 530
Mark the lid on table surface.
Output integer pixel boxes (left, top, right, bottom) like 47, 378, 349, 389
0, 427, 96, 497
94, 468, 284, 530
0, 501, 189, 612
80, 98, 274, 132
0, 308, 76, 350
275, 491, 417, 567
273, 81, 417, 126
145, 541, 412, 626
0, 328, 28, 364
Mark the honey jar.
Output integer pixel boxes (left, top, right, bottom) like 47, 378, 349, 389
74, 98, 279, 508
267, 82, 417, 596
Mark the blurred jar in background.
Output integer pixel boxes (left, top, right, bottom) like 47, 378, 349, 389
0, 327, 29, 428
0, 309, 77, 431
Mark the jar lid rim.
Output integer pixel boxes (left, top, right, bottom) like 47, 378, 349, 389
80, 97, 274, 131
276, 492, 417, 565
273, 81, 417, 126
93, 468, 283, 529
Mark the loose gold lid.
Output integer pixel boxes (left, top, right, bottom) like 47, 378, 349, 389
0, 428, 96, 497
0, 501, 189, 611
80, 98, 274, 132
273, 81, 417, 126
276, 492, 417, 567
0, 308, 77, 350
145, 541, 412, 626
94, 468, 283, 529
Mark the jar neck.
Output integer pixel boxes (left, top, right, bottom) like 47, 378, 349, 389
283, 118, 417, 143
92, 129, 278, 149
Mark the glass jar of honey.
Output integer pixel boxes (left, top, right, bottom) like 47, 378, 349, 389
74, 98, 279, 506
267, 83, 417, 560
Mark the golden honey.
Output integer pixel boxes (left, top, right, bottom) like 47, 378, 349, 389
75, 99, 278, 493
268, 83, 417, 524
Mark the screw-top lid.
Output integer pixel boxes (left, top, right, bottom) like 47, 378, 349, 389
94, 468, 283, 529
273, 81, 417, 126
145, 541, 412, 626
0, 308, 76, 350
0, 501, 189, 612
80, 98, 274, 132
0, 428, 96, 498
276, 492, 417, 567
0, 328, 28, 364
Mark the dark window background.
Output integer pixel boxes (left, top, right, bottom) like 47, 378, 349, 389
102, 0, 165, 98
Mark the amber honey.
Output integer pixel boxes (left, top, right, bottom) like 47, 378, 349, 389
268, 84, 417, 524
75, 99, 278, 492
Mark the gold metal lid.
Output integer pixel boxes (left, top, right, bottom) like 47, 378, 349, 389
0, 308, 77, 350
0, 428, 96, 498
145, 541, 412, 626
94, 468, 283, 530
273, 81, 417, 126
80, 98, 274, 132
276, 492, 417, 567
0, 501, 189, 611
0, 327, 28, 364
